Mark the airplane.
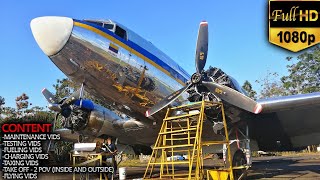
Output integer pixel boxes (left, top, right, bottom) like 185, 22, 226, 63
31, 16, 320, 169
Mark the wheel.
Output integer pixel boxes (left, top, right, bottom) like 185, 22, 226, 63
232, 150, 247, 180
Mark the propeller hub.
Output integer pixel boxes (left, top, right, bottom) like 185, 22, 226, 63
191, 73, 202, 84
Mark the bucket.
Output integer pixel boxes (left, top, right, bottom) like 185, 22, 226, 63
119, 167, 126, 180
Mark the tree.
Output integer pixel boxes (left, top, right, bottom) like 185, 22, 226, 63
242, 80, 257, 100
256, 46, 320, 98
31, 106, 44, 112
0, 96, 5, 106
0, 96, 5, 115
15, 93, 30, 116
2, 107, 16, 119
52, 78, 109, 108
53, 78, 77, 100
255, 71, 287, 99
281, 47, 320, 94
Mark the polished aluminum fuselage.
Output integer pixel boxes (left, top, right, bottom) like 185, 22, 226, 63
49, 20, 196, 145
52, 21, 185, 116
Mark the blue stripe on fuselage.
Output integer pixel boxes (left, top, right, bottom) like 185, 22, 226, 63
73, 19, 189, 84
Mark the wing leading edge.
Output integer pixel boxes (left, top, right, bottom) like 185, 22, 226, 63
257, 92, 320, 113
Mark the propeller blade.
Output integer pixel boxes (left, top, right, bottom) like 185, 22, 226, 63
79, 83, 85, 107
202, 81, 262, 114
146, 84, 192, 117
42, 88, 58, 104
195, 21, 208, 73
48, 103, 61, 112
60, 89, 81, 107
61, 83, 85, 107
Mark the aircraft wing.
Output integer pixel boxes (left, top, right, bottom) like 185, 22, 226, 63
250, 92, 320, 151
257, 92, 320, 113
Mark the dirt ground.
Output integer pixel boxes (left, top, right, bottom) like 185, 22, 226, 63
247, 154, 320, 179
1, 154, 319, 179
123, 153, 320, 179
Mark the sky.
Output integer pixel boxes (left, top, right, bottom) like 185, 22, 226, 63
0, 0, 297, 108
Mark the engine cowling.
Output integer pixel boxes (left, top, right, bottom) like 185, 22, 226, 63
187, 66, 236, 102
62, 99, 145, 138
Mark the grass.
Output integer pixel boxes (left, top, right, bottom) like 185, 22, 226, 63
277, 151, 320, 157
118, 159, 148, 167
251, 150, 320, 157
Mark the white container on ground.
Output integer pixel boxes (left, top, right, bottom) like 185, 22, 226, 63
119, 167, 126, 180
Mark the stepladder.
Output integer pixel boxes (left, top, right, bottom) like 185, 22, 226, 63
144, 99, 251, 180
144, 100, 235, 180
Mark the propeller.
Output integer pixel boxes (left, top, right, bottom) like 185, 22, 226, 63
145, 84, 192, 117
202, 82, 262, 114
42, 88, 58, 104
60, 87, 82, 107
42, 83, 85, 113
195, 21, 208, 73
145, 21, 262, 117
42, 84, 86, 151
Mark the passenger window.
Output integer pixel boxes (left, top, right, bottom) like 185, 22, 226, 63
115, 26, 127, 40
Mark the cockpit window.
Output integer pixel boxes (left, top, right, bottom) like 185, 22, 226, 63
94, 22, 103, 27
84, 20, 103, 27
115, 26, 127, 40
104, 23, 114, 30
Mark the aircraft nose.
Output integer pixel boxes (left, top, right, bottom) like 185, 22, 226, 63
30, 16, 73, 56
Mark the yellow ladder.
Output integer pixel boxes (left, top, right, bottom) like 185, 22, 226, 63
71, 153, 106, 180
144, 100, 234, 180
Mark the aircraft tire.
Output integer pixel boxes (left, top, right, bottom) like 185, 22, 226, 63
232, 149, 247, 180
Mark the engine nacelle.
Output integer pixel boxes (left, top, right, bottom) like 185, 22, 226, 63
64, 99, 145, 138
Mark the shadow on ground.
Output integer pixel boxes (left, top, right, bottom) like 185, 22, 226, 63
247, 155, 320, 179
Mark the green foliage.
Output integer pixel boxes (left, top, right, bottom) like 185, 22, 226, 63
281, 47, 320, 94
31, 106, 44, 112
53, 78, 78, 100
0, 93, 54, 122
53, 78, 109, 108
256, 72, 287, 99
0, 96, 5, 115
15, 93, 29, 111
256, 46, 320, 98
0, 96, 5, 106
242, 80, 257, 100
2, 107, 17, 119
0, 110, 54, 125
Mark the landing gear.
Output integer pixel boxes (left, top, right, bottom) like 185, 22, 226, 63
233, 150, 247, 179
229, 125, 251, 180
207, 120, 251, 180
